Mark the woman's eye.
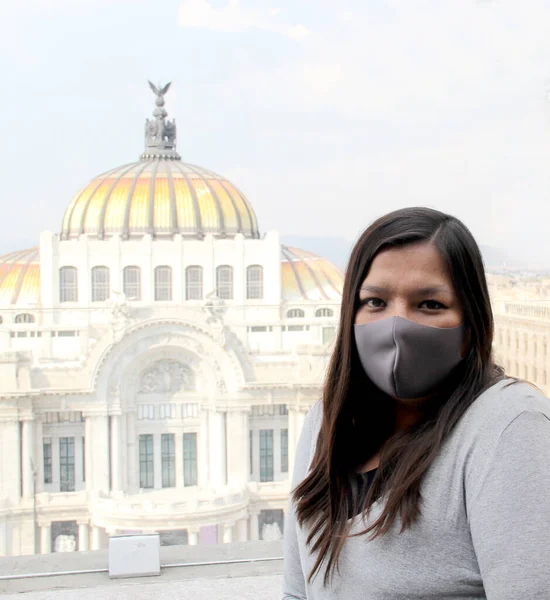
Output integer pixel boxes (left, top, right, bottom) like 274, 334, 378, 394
420, 300, 446, 310
361, 297, 385, 308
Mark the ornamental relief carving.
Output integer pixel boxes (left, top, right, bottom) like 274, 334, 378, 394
93, 322, 244, 395
139, 359, 195, 394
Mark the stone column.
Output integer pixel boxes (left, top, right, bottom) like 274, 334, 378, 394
222, 523, 233, 544
33, 417, 44, 494
84, 415, 93, 491
21, 418, 34, 498
250, 510, 260, 541
208, 409, 226, 490
126, 410, 138, 493
175, 431, 184, 489
188, 529, 199, 546
0, 419, 21, 503
0, 518, 7, 556
87, 414, 110, 493
40, 524, 51, 554
91, 526, 102, 551
110, 414, 122, 492
78, 522, 89, 551
198, 408, 209, 488
226, 408, 250, 489
237, 518, 248, 542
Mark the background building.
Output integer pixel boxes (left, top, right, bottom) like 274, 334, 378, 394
489, 274, 550, 395
0, 83, 343, 556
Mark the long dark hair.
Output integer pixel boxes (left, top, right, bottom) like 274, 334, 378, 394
293, 207, 504, 585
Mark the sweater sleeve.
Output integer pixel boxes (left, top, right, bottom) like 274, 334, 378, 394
468, 410, 550, 599
282, 402, 321, 600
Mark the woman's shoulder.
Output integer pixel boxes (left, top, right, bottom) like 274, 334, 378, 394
305, 398, 323, 429
298, 399, 323, 451
457, 377, 550, 448
459, 378, 550, 510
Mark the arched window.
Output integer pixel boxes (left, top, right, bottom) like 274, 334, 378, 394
15, 313, 35, 324
216, 265, 233, 300
91, 266, 110, 302
123, 266, 141, 300
59, 266, 78, 302
185, 266, 203, 300
155, 266, 172, 301
315, 308, 333, 318
246, 265, 263, 300
287, 308, 305, 319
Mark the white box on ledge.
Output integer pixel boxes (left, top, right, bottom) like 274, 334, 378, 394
108, 533, 161, 578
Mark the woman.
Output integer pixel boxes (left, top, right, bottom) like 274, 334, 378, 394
283, 207, 550, 599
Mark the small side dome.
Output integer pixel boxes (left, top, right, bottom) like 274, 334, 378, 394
281, 246, 343, 301
0, 248, 40, 307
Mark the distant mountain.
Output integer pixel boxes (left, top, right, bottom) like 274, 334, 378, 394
479, 245, 528, 271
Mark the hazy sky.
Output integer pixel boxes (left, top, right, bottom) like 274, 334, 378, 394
2, 0, 550, 261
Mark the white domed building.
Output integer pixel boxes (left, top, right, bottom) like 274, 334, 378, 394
0, 83, 343, 556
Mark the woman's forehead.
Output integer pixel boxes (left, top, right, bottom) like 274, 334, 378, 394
361, 244, 453, 287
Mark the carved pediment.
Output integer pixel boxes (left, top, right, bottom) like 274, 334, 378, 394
139, 359, 195, 394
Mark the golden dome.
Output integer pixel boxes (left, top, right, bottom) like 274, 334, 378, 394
61, 82, 259, 240
0, 248, 40, 307
61, 160, 260, 240
281, 246, 343, 301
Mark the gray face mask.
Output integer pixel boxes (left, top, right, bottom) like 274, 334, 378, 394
354, 317, 465, 399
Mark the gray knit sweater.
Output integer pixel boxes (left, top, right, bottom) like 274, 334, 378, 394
282, 379, 550, 599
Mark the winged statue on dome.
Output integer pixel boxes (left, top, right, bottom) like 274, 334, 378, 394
142, 80, 178, 156
148, 81, 171, 102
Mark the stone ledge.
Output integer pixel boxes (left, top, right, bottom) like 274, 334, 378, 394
0, 540, 283, 596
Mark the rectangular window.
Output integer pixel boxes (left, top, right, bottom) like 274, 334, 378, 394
159, 404, 177, 420
249, 430, 253, 475
161, 433, 175, 488
182, 403, 199, 419
59, 267, 78, 303
259, 429, 274, 482
185, 266, 203, 300
43, 439, 52, 484
155, 266, 173, 301
281, 429, 289, 473
322, 326, 336, 345
183, 433, 198, 487
216, 266, 233, 300
138, 404, 155, 420
91, 266, 110, 302
246, 265, 263, 300
59, 437, 75, 492
123, 266, 141, 300
139, 434, 154, 489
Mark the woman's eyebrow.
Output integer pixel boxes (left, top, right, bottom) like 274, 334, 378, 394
359, 285, 453, 295
416, 286, 453, 295
359, 285, 387, 293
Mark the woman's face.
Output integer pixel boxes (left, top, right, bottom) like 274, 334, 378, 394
355, 242, 463, 329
